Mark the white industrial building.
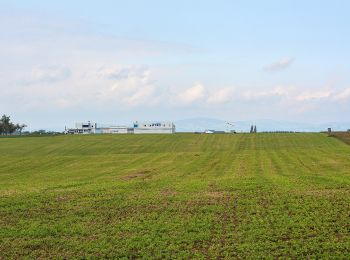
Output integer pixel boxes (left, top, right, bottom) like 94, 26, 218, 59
66, 122, 97, 134
66, 122, 133, 134
98, 126, 133, 134
133, 121, 175, 134
66, 121, 175, 134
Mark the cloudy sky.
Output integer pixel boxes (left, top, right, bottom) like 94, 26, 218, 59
1, 0, 350, 130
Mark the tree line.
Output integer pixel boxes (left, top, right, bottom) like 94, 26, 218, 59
0, 115, 27, 135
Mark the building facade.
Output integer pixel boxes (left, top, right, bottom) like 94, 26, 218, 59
133, 121, 176, 134
98, 126, 133, 134
66, 122, 97, 134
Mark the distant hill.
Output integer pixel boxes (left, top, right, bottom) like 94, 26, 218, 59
175, 118, 350, 132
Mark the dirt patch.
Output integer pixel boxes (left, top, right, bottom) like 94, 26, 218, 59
121, 170, 152, 181
205, 193, 238, 258
55, 195, 71, 202
205, 182, 227, 198
335, 232, 343, 242
299, 189, 350, 197
329, 132, 350, 145
160, 188, 178, 197
203, 191, 226, 198
1, 189, 21, 196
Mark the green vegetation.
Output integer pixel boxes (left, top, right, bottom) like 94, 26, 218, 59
1, 133, 349, 258
0, 114, 26, 135
331, 132, 350, 145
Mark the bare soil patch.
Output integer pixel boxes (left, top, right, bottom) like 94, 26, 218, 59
330, 132, 350, 145
204, 191, 226, 198
160, 188, 178, 197
121, 170, 152, 181
299, 189, 350, 197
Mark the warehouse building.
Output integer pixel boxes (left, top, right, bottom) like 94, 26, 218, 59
98, 126, 133, 134
133, 121, 176, 134
66, 122, 97, 134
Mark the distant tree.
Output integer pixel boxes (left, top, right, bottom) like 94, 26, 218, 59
254, 125, 257, 133
17, 124, 27, 135
250, 125, 254, 133
0, 115, 11, 134
0, 115, 26, 135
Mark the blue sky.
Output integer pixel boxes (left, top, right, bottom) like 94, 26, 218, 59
1, 0, 350, 130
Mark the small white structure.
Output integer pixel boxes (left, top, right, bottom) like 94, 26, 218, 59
66, 122, 97, 134
133, 121, 175, 134
204, 130, 226, 134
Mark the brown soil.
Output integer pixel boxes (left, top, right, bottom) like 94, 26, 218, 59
330, 132, 350, 145
121, 170, 151, 180
160, 188, 178, 197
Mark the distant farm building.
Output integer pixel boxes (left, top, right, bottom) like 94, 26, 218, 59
133, 121, 176, 134
97, 126, 133, 134
204, 130, 226, 134
67, 122, 97, 134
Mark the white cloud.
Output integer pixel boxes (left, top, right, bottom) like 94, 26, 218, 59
242, 90, 271, 100
122, 85, 156, 106
240, 86, 338, 105
98, 66, 149, 81
270, 86, 294, 96
241, 86, 294, 101
295, 90, 332, 101
207, 88, 234, 104
264, 58, 294, 71
23, 66, 71, 84
96, 66, 157, 107
178, 82, 205, 104
333, 88, 350, 101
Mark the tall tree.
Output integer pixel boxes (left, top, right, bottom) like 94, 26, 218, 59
0, 115, 11, 134
0, 115, 26, 135
254, 125, 257, 133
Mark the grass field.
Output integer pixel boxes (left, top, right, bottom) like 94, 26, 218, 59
1, 133, 350, 258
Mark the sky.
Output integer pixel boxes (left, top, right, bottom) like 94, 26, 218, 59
1, 0, 350, 130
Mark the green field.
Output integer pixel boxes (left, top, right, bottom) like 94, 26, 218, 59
1, 133, 350, 258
